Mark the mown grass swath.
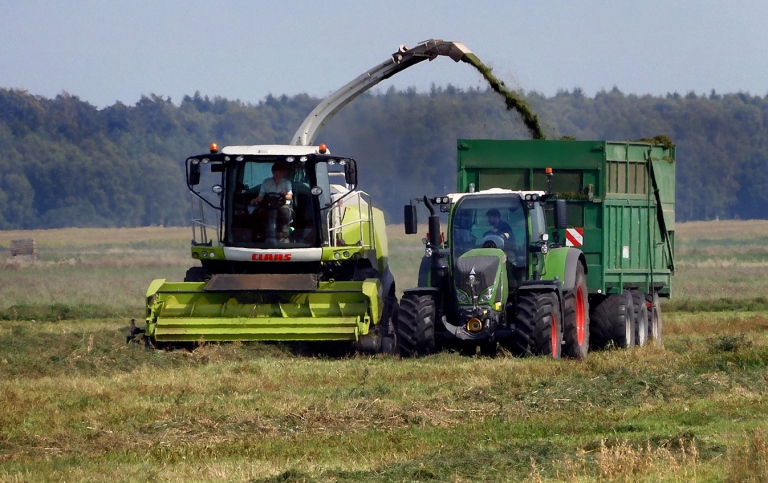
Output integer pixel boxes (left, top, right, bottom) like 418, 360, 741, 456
0, 221, 767, 481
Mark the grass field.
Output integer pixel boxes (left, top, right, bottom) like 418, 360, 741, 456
0, 221, 767, 481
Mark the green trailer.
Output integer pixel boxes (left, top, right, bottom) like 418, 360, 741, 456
400, 139, 674, 358
457, 139, 675, 299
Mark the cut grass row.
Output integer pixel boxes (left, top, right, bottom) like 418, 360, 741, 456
0, 221, 767, 480
0, 312, 766, 481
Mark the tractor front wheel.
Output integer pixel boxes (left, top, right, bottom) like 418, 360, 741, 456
505, 292, 562, 358
397, 292, 437, 357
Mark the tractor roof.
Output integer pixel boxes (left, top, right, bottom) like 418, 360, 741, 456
221, 144, 325, 156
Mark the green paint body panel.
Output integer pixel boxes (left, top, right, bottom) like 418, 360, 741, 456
457, 139, 675, 297
540, 247, 570, 285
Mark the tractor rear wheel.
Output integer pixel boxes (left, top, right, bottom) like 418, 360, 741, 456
590, 293, 635, 350
631, 291, 648, 347
397, 292, 436, 357
506, 292, 562, 358
646, 292, 663, 346
563, 263, 590, 359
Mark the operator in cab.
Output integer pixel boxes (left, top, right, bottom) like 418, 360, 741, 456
485, 208, 514, 241
250, 162, 293, 243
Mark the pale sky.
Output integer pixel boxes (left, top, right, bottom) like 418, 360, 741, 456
1, 0, 766, 108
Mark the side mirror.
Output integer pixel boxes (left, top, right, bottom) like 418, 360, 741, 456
554, 199, 568, 229
344, 160, 358, 186
188, 161, 201, 186
404, 204, 418, 234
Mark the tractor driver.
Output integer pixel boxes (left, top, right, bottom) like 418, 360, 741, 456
484, 208, 515, 246
250, 162, 293, 242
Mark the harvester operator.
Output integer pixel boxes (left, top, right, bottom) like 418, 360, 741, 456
250, 162, 293, 242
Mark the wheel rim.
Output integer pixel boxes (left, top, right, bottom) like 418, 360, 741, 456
575, 285, 586, 346
550, 310, 559, 356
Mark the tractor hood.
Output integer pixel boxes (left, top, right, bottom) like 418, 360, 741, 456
454, 248, 507, 309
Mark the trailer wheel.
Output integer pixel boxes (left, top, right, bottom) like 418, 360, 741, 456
631, 291, 648, 347
646, 292, 663, 346
397, 292, 436, 357
590, 293, 635, 350
563, 263, 590, 359
505, 292, 562, 358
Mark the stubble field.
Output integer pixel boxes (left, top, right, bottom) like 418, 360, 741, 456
0, 221, 766, 481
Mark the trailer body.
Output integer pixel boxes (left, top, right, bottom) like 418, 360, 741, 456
457, 139, 675, 298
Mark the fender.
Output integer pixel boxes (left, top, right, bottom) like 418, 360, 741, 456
543, 247, 587, 292
416, 255, 431, 287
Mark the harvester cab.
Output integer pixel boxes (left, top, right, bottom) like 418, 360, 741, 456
186, 144, 360, 253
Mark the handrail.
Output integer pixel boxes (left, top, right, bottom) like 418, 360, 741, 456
326, 191, 375, 249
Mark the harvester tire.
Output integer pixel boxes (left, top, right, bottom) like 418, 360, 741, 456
397, 293, 436, 357
646, 292, 663, 346
379, 291, 400, 355
184, 266, 209, 282
631, 291, 648, 347
506, 292, 562, 358
590, 293, 635, 350
562, 263, 590, 359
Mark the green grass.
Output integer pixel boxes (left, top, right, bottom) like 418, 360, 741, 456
0, 221, 767, 481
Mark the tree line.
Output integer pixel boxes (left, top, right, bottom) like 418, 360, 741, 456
0, 85, 766, 229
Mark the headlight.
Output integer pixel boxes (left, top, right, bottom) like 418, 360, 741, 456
478, 286, 495, 303
455, 289, 470, 305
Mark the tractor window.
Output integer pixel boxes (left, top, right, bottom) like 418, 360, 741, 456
451, 195, 527, 262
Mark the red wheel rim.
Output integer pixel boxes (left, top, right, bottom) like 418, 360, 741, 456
575, 286, 585, 346
551, 310, 559, 356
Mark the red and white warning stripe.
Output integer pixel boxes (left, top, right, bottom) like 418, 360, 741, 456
565, 228, 584, 247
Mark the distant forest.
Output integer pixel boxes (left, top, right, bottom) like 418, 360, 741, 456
0, 85, 766, 229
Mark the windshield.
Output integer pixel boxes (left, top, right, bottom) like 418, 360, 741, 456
226, 160, 320, 248
451, 195, 527, 260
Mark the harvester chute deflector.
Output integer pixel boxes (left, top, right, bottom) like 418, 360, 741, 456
292, 39, 471, 146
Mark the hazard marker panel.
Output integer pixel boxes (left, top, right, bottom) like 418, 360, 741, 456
565, 228, 584, 247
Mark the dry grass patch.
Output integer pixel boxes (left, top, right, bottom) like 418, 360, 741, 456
0, 227, 189, 248
676, 219, 768, 241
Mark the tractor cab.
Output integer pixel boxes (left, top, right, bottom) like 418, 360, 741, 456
449, 189, 549, 286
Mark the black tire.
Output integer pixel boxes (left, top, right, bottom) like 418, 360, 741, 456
590, 293, 635, 349
479, 341, 498, 357
631, 291, 648, 347
646, 292, 663, 346
506, 292, 562, 358
379, 290, 400, 355
396, 292, 436, 357
184, 266, 209, 282
562, 263, 590, 359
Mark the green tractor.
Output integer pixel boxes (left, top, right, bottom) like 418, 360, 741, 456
400, 185, 589, 358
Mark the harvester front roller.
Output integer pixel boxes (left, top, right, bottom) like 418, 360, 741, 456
139, 276, 384, 347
